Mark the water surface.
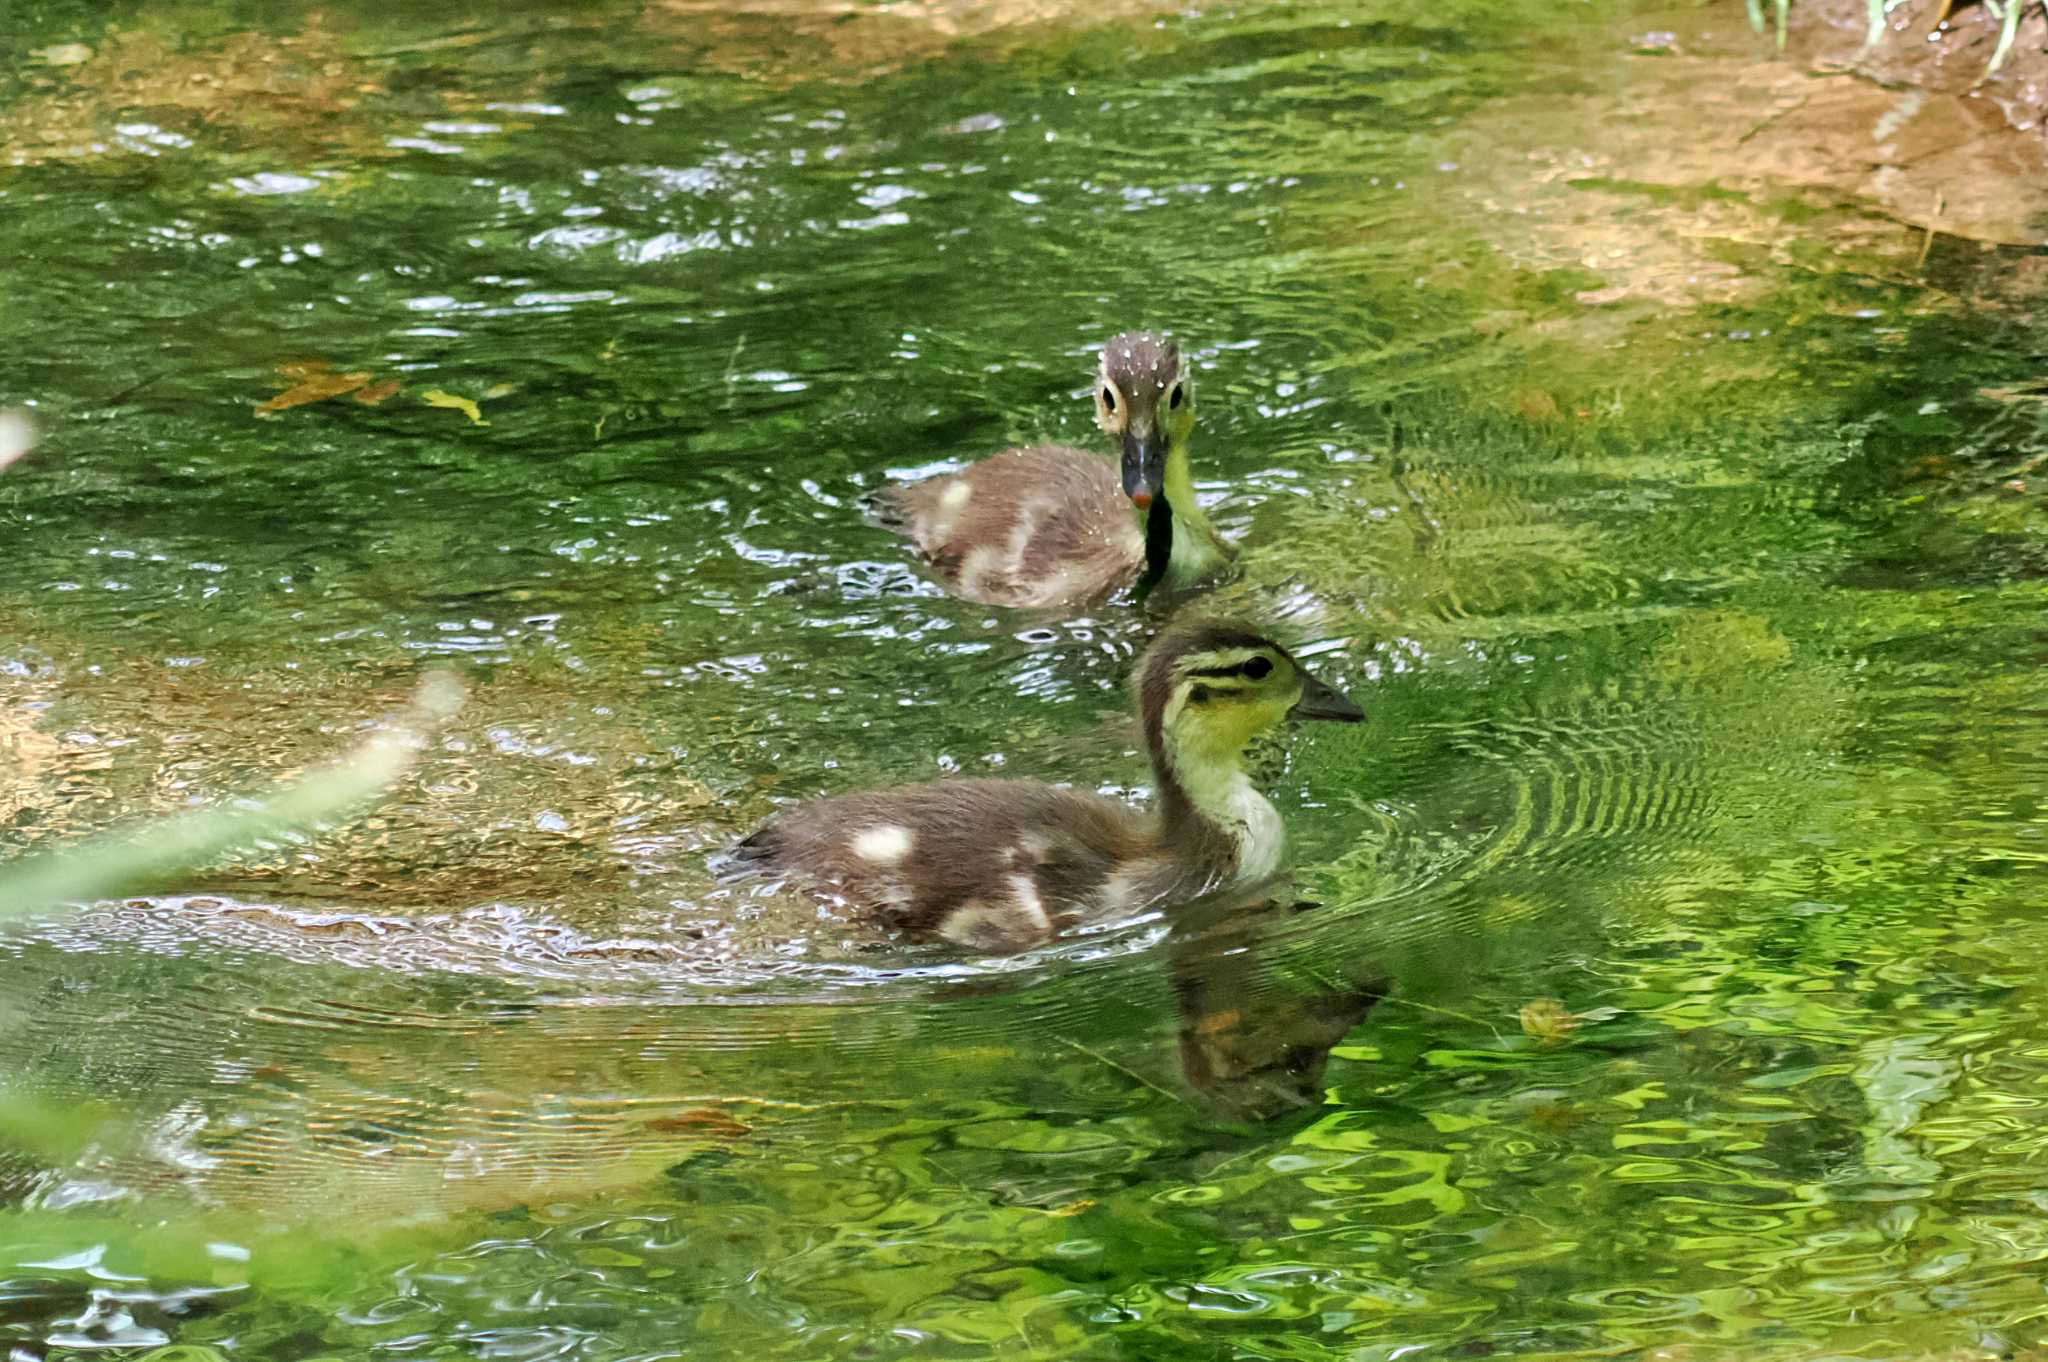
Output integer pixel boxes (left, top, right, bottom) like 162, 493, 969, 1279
1, 0, 2045, 1357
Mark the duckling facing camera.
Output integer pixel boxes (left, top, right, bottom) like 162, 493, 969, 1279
731, 620, 1361, 954
868, 331, 1236, 608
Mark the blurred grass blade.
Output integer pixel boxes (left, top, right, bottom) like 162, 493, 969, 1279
1986, 0, 2021, 71
1775, 0, 1790, 48
1864, 0, 1885, 46
0, 673, 465, 917
0, 409, 30, 472
1745, 0, 1766, 35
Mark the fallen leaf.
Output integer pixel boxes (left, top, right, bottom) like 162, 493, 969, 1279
642, 1108, 751, 1139
1044, 1199, 1096, 1217
255, 359, 371, 414
1525, 1099, 1583, 1134
423, 389, 488, 426
1519, 998, 1577, 1044
32, 44, 94, 67
1979, 382, 2048, 404
353, 378, 401, 405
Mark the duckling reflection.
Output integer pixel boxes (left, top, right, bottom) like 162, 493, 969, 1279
868, 331, 1235, 607
1167, 886, 1388, 1121
731, 619, 1361, 953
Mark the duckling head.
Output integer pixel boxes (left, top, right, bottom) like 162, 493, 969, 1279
1092, 331, 1193, 512
1137, 620, 1363, 794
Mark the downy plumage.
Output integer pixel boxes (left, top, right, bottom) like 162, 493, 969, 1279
868, 331, 1235, 608
731, 619, 1362, 953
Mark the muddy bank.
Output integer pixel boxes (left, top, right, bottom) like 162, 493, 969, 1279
1411, 0, 2045, 358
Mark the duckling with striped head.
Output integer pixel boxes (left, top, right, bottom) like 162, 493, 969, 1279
870, 332, 1236, 608
732, 620, 1361, 953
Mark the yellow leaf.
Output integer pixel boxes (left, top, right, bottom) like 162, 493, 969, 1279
256, 359, 370, 414
1518, 998, 1576, 1045
422, 389, 488, 426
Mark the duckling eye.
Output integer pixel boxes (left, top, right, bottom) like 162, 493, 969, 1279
1169, 384, 1185, 411
1241, 656, 1272, 680
1102, 387, 1117, 413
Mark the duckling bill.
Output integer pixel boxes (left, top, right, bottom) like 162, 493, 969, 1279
868, 332, 1235, 608
731, 620, 1362, 954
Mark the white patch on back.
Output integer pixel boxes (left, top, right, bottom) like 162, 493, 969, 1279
958, 496, 1053, 602
1005, 873, 1053, 934
852, 825, 913, 865
1095, 863, 1152, 915
922, 477, 974, 542
1012, 833, 1053, 862
938, 879, 1055, 953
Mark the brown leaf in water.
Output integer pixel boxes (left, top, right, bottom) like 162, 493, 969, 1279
1525, 1099, 1584, 1134
353, 378, 402, 405
642, 1108, 752, 1140
1519, 998, 1577, 1044
1979, 382, 2048, 405
256, 359, 371, 415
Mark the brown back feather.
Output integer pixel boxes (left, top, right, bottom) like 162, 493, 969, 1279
742, 779, 1166, 934
878, 445, 1143, 607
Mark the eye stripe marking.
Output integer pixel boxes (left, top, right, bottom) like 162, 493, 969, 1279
1186, 658, 1276, 680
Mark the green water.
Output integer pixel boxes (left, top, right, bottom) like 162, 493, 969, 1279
1, 0, 2045, 1356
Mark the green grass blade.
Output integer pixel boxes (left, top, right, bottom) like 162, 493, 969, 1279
1745, 0, 1766, 36
1775, 0, 1790, 48
1864, 0, 1886, 46
0, 673, 465, 917
1986, 0, 2021, 71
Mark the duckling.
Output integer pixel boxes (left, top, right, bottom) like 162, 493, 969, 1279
869, 332, 1236, 608
731, 619, 1362, 953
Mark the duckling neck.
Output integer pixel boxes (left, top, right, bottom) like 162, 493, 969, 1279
1159, 440, 1232, 587
1151, 743, 1285, 886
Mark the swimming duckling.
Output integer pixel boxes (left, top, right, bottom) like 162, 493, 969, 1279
731, 619, 1361, 953
869, 331, 1236, 608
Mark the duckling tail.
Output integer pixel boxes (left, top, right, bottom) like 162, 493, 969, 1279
729, 822, 782, 867
858, 484, 914, 535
